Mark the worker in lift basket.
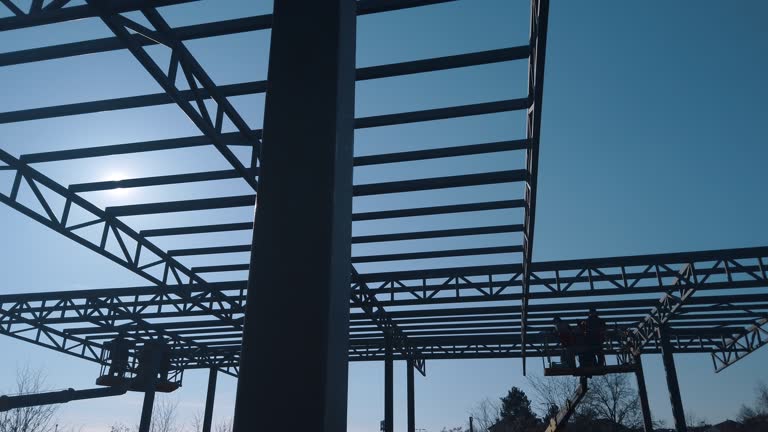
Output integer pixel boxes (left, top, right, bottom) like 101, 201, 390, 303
583, 308, 607, 367
552, 316, 575, 368
106, 336, 130, 377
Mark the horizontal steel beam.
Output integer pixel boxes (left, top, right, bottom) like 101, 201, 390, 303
69, 169, 247, 192
352, 245, 522, 263
0, 82, 267, 125
20, 133, 253, 163
0, 0, 196, 31
0, 16, 271, 67
78, 169, 524, 197
355, 99, 530, 129
106, 195, 255, 216
141, 222, 254, 237
0, 0, 451, 33
357, 46, 529, 80
354, 170, 526, 196
352, 224, 523, 243
0, 1, 467, 68
354, 139, 530, 166
103, 170, 524, 217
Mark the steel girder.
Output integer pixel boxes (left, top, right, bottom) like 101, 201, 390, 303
0, 148, 245, 375
86, 0, 260, 190
2, 246, 767, 374
76, 0, 521, 375
0, 48, 529, 124
5, 0, 762, 382
0, 0, 452, 33
0, 0, 487, 376
351, 269, 427, 374
0, 0, 197, 31
0, 291, 742, 371
712, 317, 768, 372
0, 291, 241, 376
2, 0, 536, 296
0, 149, 243, 324
619, 264, 699, 363
521, 0, 550, 375
357, 246, 768, 306
0, 131, 432, 373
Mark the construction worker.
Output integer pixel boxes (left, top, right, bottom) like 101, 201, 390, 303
584, 309, 607, 366
106, 336, 131, 377
552, 317, 575, 368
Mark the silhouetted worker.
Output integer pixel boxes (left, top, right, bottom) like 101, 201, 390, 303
574, 320, 592, 368
106, 336, 131, 377
159, 344, 172, 383
584, 308, 607, 366
552, 317, 575, 368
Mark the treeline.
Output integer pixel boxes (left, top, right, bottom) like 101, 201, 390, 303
443, 378, 768, 432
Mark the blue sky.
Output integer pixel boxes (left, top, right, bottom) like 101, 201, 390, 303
0, 1, 767, 431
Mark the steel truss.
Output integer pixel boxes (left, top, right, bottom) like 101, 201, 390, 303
0, 0, 544, 378
2, 246, 767, 376
0, 0, 764, 402
712, 316, 768, 372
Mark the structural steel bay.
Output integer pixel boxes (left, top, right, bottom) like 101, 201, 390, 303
0, 0, 766, 431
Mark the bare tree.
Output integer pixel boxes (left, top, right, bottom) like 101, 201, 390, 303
528, 374, 642, 430
0, 366, 59, 432
685, 411, 708, 428
189, 412, 204, 432
466, 397, 501, 432
108, 398, 181, 432
757, 381, 768, 414
147, 398, 181, 432
526, 375, 579, 419
583, 374, 642, 429
213, 418, 232, 432
187, 411, 232, 432
109, 424, 132, 432
738, 381, 768, 426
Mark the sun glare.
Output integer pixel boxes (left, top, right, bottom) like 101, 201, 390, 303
105, 171, 132, 197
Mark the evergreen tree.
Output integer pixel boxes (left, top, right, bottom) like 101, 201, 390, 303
497, 387, 539, 431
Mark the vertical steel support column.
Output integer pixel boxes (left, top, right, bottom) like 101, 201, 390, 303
202, 368, 217, 432
231, 1, 356, 431
407, 359, 415, 432
634, 355, 653, 432
384, 333, 394, 432
138, 389, 155, 432
661, 332, 687, 432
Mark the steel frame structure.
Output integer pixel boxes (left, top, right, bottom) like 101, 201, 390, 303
2, 245, 767, 371
0, 0, 765, 431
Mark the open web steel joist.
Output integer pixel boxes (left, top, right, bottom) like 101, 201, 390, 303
2, 246, 767, 375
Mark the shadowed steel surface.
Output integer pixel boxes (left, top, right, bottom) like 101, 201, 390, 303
661, 332, 687, 432
634, 355, 654, 432
202, 369, 217, 432
231, 1, 356, 431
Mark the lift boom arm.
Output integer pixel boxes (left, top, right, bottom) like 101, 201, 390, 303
0, 385, 128, 412
544, 377, 588, 432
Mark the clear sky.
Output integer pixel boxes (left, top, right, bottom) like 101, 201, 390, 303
0, 1, 767, 431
